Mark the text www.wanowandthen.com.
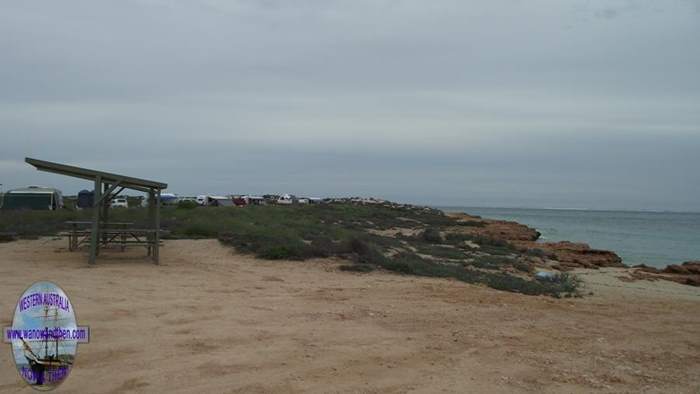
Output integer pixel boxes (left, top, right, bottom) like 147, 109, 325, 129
3, 327, 90, 343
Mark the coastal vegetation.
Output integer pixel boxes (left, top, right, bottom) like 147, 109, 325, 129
0, 203, 581, 297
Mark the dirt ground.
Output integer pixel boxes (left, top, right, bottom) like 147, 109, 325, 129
1, 238, 699, 393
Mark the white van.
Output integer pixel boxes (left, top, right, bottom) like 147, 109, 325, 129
196, 195, 209, 206
277, 194, 295, 205
111, 197, 128, 208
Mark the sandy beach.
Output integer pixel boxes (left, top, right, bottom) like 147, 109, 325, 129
1, 238, 699, 393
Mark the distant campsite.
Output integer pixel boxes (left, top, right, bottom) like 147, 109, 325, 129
1, 186, 346, 211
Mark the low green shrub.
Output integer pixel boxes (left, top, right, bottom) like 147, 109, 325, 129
525, 248, 556, 259
307, 236, 338, 258
470, 255, 514, 270
421, 227, 443, 244
0, 232, 18, 242
0, 209, 82, 236
182, 221, 220, 237
513, 260, 533, 273
177, 200, 198, 210
0, 203, 579, 298
536, 272, 582, 294
415, 244, 466, 260
339, 264, 375, 272
444, 233, 472, 244
347, 237, 388, 265
454, 220, 486, 227
258, 244, 307, 260
488, 272, 580, 297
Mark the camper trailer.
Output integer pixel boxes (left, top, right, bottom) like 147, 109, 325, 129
196, 195, 231, 206
207, 196, 234, 207
1, 186, 64, 210
160, 193, 179, 206
232, 196, 248, 206
246, 196, 266, 205
277, 194, 295, 205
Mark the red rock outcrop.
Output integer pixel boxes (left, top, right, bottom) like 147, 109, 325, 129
448, 213, 540, 241
534, 241, 626, 270
630, 261, 700, 287
663, 261, 700, 275
446, 211, 699, 287
447, 213, 625, 269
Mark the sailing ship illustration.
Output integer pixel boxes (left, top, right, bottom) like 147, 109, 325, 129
18, 303, 74, 388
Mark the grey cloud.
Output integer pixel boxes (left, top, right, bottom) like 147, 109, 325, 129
1, 0, 699, 211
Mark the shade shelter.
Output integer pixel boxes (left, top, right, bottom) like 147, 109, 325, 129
25, 157, 168, 264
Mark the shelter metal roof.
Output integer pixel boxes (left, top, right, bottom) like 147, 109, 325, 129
25, 157, 167, 192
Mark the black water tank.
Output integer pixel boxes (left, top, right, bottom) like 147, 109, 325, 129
77, 190, 94, 208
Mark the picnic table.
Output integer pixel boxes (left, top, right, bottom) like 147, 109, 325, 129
63, 221, 165, 256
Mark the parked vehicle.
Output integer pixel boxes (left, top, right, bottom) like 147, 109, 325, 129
277, 194, 295, 205
232, 196, 247, 206
196, 195, 209, 206
110, 197, 128, 208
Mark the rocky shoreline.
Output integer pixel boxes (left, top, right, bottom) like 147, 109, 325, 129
447, 212, 700, 287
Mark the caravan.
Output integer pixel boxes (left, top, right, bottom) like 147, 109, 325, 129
160, 193, 178, 206
196, 195, 210, 206
277, 194, 295, 205
1, 186, 63, 210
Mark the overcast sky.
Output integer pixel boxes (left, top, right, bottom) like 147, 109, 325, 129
1, 0, 698, 211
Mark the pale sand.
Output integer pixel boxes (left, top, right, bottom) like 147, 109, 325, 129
1, 238, 699, 393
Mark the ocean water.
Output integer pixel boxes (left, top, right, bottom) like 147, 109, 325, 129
438, 207, 700, 268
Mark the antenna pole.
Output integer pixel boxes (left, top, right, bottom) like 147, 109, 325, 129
54, 307, 59, 359
44, 304, 49, 359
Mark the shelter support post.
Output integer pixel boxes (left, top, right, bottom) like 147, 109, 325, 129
102, 183, 110, 244
89, 176, 102, 265
147, 189, 155, 257
153, 189, 161, 264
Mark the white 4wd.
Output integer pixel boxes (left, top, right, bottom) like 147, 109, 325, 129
111, 197, 128, 208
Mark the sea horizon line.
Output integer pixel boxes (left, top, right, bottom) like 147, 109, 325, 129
432, 205, 700, 215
